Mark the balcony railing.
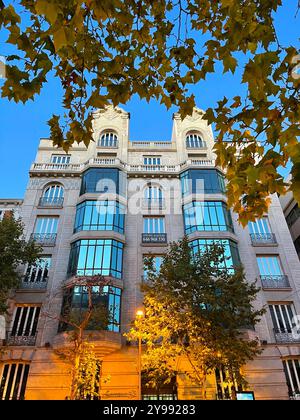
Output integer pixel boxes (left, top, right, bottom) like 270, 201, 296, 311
260, 275, 290, 289
30, 233, 57, 246
21, 278, 48, 290
130, 141, 174, 149
274, 329, 300, 344
30, 158, 216, 174
250, 233, 277, 245
142, 233, 167, 244
142, 198, 165, 209
38, 196, 64, 208
6, 333, 37, 346
186, 140, 207, 149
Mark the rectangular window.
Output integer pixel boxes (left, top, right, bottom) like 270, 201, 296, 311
189, 239, 240, 274
180, 169, 226, 196
144, 157, 161, 165
183, 201, 233, 233
74, 201, 125, 234
248, 218, 271, 234
143, 255, 163, 280
10, 306, 40, 338
283, 359, 300, 397
143, 217, 165, 233
286, 203, 300, 228
34, 217, 58, 234
24, 256, 51, 284
269, 303, 296, 333
68, 239, 124, 279
0, 363, 30, 400
256, 256, 283, 276
51, 155, 70, 164
59, 286, 121, 333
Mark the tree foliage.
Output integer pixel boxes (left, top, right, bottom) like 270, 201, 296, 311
0, 1, 299, 223
126, 237, 264, 397
0, 214, 41, 314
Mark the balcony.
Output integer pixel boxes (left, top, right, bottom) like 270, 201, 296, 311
30, 158, 216, 174
260, 275, 290, 289
142, 198, 165, 210
142, 233, 167, 244
30, 233, 57, 246
38, 196, 64, 208
129, 141, 175, 150
20, 278, 48, 290
274, 329, 300, 344
186, 140, 207, 149
6, 332, 37, 346
250, 233, 277, 246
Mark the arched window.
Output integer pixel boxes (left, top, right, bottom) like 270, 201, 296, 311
98, 131, 118, 147
40, 184, 64, 207
186, 132, 206, 149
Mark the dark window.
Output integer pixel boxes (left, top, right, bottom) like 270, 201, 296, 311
183, 201, 233, 233
59, 285, 121, 332
189, 239, 240, 273
11, 306, 40, 337
0, 363, 30, 400
180, 169, 226, 196
68, 239, 124, 279
74, 201, 125, 233
294, 235, 300, 258
80, 168, 126, 196
142, 375, 177, 400
283, 359, 300, 397
286, 203, 300, 228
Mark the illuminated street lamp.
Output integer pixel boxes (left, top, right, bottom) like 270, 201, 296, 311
136, 309, 144, 400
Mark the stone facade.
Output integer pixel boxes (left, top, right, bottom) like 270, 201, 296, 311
1, 106, 300, 400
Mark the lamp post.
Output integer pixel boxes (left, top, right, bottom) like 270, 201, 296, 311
136, 309, 144, 400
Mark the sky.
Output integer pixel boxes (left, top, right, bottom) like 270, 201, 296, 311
0, 1, 299, 198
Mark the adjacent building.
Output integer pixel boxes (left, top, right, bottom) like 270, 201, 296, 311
280, 182, 300, 260
1, 106, 300, 400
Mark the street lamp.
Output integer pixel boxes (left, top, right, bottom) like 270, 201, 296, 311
136, 309, 144, 400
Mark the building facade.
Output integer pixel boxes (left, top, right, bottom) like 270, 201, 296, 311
280, 184, 300, 261
1, 106, 300, 400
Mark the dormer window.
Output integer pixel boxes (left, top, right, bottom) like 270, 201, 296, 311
98, 131, 118, 148
186, 133, 206, 149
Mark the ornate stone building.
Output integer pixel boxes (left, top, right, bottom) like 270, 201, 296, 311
1, 106, 300, 400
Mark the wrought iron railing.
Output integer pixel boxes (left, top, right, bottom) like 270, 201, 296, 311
274, 328, 300, 343
250, 233, 277, 245
21, 278, 48, 290
30, 233, 57, 246
142, 233, 167, 244
6, 332, 37, 346
260, 275, 290, 289
38, 197, 64, 207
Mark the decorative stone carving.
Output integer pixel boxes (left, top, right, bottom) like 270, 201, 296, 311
93, 105, 128, 121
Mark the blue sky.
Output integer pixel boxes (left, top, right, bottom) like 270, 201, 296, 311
0, 1, 299, 198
